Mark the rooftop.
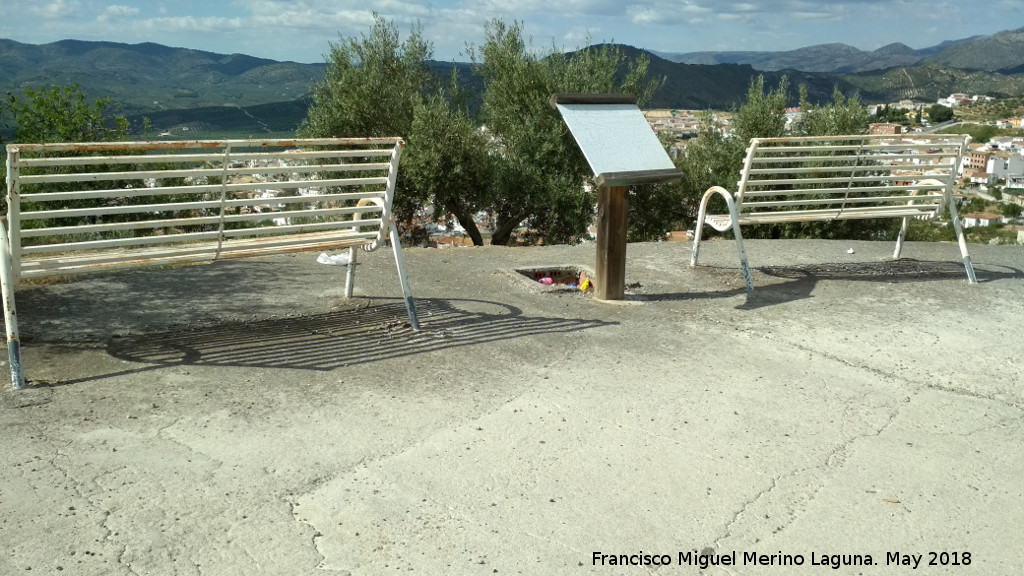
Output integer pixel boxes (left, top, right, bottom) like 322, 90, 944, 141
2, 239, 1023, 574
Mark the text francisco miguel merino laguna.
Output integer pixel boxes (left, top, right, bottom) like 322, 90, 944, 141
592, 550, 970, 570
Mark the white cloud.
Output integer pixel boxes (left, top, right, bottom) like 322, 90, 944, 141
96, 4, 141, 22
679, 1, 713, 14
791, 11, 839, 20
104, 4, 140, 16
237, 0, 433, 26
562, 26, 604, 45
28, 0, 82, 19
627, 6, 659, 25
139, 15, 246, 33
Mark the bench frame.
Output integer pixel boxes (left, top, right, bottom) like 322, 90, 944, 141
690, 134, 978, 290
2, 137, 420, 389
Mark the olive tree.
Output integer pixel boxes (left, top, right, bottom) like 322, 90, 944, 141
732, 75, 789, 142
927, 104, 955, 123
3, 83, 133, 144
299, 17, 435, 223
796, 85, 870, 136
405, 86, 495, 246
471, 20, 661, 245
300, 17, 432, 139
1, 84, 140, 213
300, 17, 663, 246
629, 112, 744, 241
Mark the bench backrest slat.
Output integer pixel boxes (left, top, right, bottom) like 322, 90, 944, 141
743, 194, 942, 208
743, 183, 946, 197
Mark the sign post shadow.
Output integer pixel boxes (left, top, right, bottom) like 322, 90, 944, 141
551, 93, 682, 300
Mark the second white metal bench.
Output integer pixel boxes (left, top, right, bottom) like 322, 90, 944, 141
690, 133, 977, 290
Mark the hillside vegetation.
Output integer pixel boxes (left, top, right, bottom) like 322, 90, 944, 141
956, 96, 1024, 122
843, 64, 1024, 102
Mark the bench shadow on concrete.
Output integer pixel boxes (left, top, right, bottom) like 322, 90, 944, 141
44, 298, 613, 385
642, 259, 1023, 310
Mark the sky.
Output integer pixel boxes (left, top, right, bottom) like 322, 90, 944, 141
0, 0, 1021, 64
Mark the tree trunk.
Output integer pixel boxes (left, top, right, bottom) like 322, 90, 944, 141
450, 206, 485, 246
489, 208, 532, 245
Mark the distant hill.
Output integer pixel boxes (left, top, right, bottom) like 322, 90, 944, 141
654, 28, 1021, 73
604, 45, 861, 109
0, 38, 325, 117
923, 27, 1024, 72
655, 42, 923, 74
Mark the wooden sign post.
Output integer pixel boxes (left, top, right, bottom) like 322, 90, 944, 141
550, 93, 682, 300
594, 184, 629, 300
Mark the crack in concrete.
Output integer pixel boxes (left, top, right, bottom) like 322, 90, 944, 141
925, 382, 1022, 410
715, 476, 779, 549
286, 496, 329, 571
20, 418, 143, 576
115, 544, 142, 576
767, 332, 1022, 410
712, 395, 909, 549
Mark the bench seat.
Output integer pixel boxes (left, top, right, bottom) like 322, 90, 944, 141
17, 230, 380, 279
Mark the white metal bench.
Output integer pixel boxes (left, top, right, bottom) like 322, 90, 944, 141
1, 137, 419, 389
690, 133, 978, 290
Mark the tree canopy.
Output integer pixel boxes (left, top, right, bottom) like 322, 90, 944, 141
1, 84, 141, 211
927, 104, 955, 123
299, 17, 435, 223
2, 84, 135, 145
299, 17, 664, 246
798, 86, 870, 136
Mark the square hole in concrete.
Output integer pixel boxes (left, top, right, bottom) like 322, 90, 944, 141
512, 265, 593, 293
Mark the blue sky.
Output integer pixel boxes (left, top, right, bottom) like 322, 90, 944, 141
0, 0, 1020, 63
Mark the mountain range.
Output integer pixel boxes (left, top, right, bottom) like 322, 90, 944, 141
1, 27, 1024, 138
654, 27, 1024, 73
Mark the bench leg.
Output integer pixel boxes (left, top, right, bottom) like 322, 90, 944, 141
894, 216, 910, 259
688, 186, 729, 266
344, 246, 358, 298
691, 186, 753, 291
690, 189, 713, 267
730, 220, 754, 292
0, 221, 26, 390
388, 222, 420, 331
946, 199, 978, 284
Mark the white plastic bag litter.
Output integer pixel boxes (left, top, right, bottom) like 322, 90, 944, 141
316, 252, 351, 266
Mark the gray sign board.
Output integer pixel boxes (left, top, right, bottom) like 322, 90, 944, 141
551, 94, 682, 187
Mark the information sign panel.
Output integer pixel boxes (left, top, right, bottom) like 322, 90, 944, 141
550, 94, 681, 186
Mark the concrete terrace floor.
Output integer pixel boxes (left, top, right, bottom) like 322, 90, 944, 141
1, 239, 1023, 576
